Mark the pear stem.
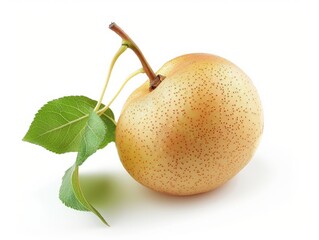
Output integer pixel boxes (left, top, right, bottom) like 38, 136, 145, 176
109, 23, 164, 90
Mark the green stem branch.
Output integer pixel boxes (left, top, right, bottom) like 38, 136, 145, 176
97, 68, 144, 115
94, 45, 127, 112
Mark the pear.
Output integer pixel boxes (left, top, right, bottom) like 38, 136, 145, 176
116, 53, 263, 195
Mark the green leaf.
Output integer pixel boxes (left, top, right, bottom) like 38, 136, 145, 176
23, 96, 116, 153
97, 108, 116, 150
59, 165, 109, 226
76, 111, 106, 166
24, 96, 115, 225
59, 112, 110, 226
59, 165, 88, 211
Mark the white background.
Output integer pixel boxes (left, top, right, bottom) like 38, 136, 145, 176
2, 0, 318, 239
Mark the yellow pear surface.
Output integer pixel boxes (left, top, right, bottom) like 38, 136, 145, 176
116, 53, 263, 195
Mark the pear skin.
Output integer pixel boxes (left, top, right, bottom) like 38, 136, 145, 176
116, 53, 263, 195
